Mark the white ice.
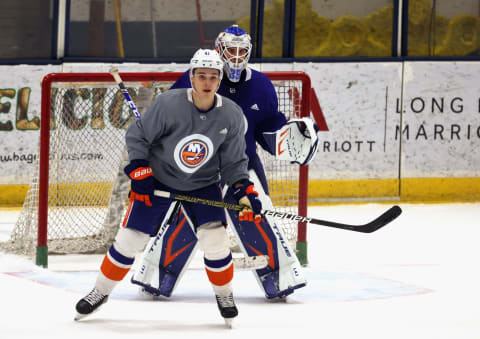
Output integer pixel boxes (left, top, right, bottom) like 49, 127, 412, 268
1, 203, 479, 339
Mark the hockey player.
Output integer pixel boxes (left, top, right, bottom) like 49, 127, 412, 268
75, 48, 262, 327
132, 25, 319, 300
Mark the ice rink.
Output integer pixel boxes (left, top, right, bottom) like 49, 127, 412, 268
1, 203, 479, 339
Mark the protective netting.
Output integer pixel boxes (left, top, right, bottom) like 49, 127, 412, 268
0, 75, 305, 258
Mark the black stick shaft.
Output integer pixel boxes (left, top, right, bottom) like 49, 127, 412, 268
153, 190, 402, 233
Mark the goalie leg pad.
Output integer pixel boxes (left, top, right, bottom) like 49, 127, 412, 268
224, 170, 307, 299
131, 203, 199, 297
227, 211, 305, 298
132, 183, 228, 297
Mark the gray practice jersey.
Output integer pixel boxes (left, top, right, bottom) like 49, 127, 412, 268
125, 88, 249, 191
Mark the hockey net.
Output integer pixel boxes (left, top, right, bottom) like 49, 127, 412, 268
1, 71, 310, 263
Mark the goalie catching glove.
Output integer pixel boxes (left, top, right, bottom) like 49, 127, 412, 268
232, 180, 262, 222
275, 117, 319, 166
124, 159, 154, 207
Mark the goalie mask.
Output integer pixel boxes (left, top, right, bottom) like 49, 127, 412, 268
215, 25, 252, 83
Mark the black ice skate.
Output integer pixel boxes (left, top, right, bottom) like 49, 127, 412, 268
215, 293, 238, 328
74, 288, 109, 320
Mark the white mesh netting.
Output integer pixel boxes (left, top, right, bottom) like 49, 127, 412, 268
0, 75, 305, 258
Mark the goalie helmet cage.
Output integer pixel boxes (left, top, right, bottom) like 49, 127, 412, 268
6, 71, 310, 267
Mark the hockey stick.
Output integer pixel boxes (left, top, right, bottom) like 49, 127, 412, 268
154, 190, 402, 233
233, 254, 268, 270
109, 67, 142, 119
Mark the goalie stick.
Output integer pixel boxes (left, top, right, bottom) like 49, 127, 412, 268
233, 255, 269, 270
109, 67, 269, 270
109, 67, 142, 119
154, 190, 402, 233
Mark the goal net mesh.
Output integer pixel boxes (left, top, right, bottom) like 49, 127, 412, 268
0, 73, 307, 257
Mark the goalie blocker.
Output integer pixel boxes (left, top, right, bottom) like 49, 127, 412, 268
132, 170, 307, 299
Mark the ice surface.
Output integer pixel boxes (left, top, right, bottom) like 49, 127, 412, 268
1, 203, 479, 339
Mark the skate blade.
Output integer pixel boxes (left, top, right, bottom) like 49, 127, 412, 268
224, 317, 235, 328
74, 303, 105, 321
74, 312, 87, 321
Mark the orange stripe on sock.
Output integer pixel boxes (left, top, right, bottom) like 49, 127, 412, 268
100, 255, 130, 281
205, 263, 234, 286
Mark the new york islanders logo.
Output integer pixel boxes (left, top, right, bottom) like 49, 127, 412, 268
174, 134, 214, 173
181, 141, 208, 167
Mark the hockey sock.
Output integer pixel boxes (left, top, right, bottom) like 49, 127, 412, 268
96, 245, 135, 295
212, 281, 233, 297
96, 227, 149, 295
197, 223, 234, 292
204, 253, 234, 290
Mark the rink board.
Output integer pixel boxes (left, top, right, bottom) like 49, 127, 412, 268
0, 61, 479, 204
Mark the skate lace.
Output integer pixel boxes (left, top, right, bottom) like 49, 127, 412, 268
84, 289, 106, 306
216, 294, 235, 308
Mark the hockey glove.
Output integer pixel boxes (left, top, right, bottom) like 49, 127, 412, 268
124, 159, 154, 207
275, 117, 319, 166
232, 180, 262, 222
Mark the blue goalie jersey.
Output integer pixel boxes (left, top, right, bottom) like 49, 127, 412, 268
171, 68, 287, 161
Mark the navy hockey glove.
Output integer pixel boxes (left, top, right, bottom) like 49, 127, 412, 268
232, 180, 262, 222
124, 159, 154, 207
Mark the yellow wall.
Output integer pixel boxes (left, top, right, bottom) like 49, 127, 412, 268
308, 177, 480, 204
2, 177, 480, 207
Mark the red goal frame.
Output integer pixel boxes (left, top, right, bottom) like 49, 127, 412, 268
38, 71, 311, 266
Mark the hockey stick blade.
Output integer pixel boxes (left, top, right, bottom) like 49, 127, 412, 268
153, 190, 402, 233
233, 255, 269, 270
310, 205, 402, 233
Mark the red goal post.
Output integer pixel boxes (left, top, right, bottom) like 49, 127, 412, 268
31, 71, 311, 266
